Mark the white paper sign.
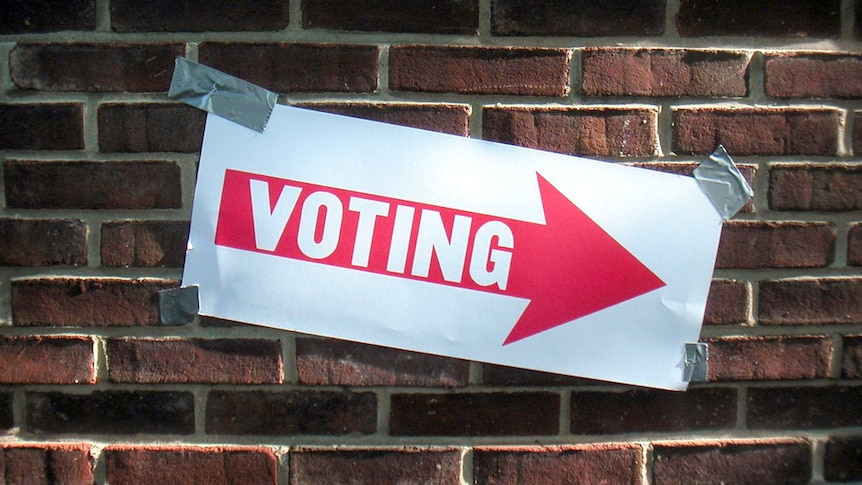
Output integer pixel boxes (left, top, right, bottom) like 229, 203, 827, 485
182, 105, 723, 390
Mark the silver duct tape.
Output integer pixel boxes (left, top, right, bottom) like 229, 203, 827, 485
693, 145, 754, 220
683, 342, 708, 382
159, 286, 200, 326
168, 57, 277, 133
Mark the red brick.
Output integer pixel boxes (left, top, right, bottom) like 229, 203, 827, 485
390, 45, 570, 96
843, 334, 862, 378
27, 391, 195, 434
390, 392, 559, 436
300, 102, 470, 136
825, 436, 862, 482
491, 0, 665, 36
630, 161, 756, 213
199, 316, 245, 327
765, 53, 862, 98
206, 391, 376, 435
474, 444, 643, 485
571, 388, 736, 434
4, 160, 182, 210
101, 221, 189, 268
198, 43, 378, 93
758, 278, 862, 325
716, 221, 835, 269
108, 339, 282, 384
303, 0, 478, 34
0, 219, 87, 266
296, 338, 468, 387
0, 104, 83, 150
858, 0, 862, 38
483, 106, 657, 157
482, 364, 597, 386
290, 448, 462, 484
105, 446, 277, 485
0, 393, 11, 431
706, 336, 832, 381
748, 386, 862, 429
855, 112, 862, 155
111, 0, 288, 32
673, 108, 840, 156
11, 278, 176, 327
11, 43, 182, 92
98, 103, 205, 153
583, 48, 749, 97
0, 336, 95, 384
653, 440, 811, 485
769, 164, 862, 212
677, 0, 840, 38
704, 279, 748, 325
0, 443, 94, 485
0, 0, 94, 34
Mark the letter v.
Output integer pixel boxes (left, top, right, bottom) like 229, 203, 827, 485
250, 179, 302, 251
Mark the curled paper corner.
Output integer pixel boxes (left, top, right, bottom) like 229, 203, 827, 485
158, 285, 200, 326
167, 57, 278, 133
693, 145, 754, 220
683, 342, 709, 382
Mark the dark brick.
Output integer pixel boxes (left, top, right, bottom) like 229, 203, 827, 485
677, 0, 840, 38
765, 53, 862, 99
491, 0, 665, 36
483, 106, 657, 157
198, 43, 378, 93
300, 102, 470, 136
758, 278, 862, 325
390, 392, 559, 436
769, 164, 862, 212
825, 436, 862, 482
0, 444, 94, 485
105, 446, 278, 485
98, 103, 206, 153
482, 364, 597, 386
0, 219, 87, 266
111, 0, 288, 32
4, 160, 182, 210
630, 161, 756, 213
101, 221, 189, 268
199, 316, 245, 327
748, 386, 862, 429
0, 0, 94, 33
27, 391, 195, 434
855, 112, 862, 155
843, 335, 862, 379
706, 336, 832, 381
0, 336, 95, 384
716, 221, 835, 269
390, 45, 570, 96
571, 388, 736, 434
474, 445, 643, 485
290, 449, 462, 484
0, 393, 11, 431
206, 391, 376, 435
0, 104, 83, 150
303, 0, 477, 34
857, 0, 862, 39
704, 280, 748, 325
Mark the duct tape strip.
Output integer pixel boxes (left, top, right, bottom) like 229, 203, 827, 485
683, 342, 709, 382
168, 57, 278, 133
693, 145, 754, 220
159, 286, 200, 326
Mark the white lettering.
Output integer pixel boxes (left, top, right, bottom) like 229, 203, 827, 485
250, 179, 301, 251
469, 220, 514, 290
349, 197, 390, 267
297, 191, 343, 259
411, 210, 472, 283
386, 205, 415, 273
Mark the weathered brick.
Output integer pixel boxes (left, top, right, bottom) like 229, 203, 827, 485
390, 45, 570, 96
4, 160, 182, 210
483, 106, 657, 157
653, 440, 811, 485
12, 278, 176, 327
0, 443, 94, 485
11, 43, 182, 92
199, 316, 245, 328
825, 436, 862, 482
716, 221, 835, 269
105, 446, 277, 485
843, 335, 862, 378
98, 103, 205, 153
571, 388, 736, 434
482, 364, 597, 386
108, 339, 282, 384
290, 448, 462, 484
583, 48, 749, 97
303, 0, 478, 34
27, 391, 195, 434
705, 279, 748, 325
0, 104, 83, 150
673, 108, 840, 155
0, 0, 95, 33
677, 0, 840, 38
300, 102, 470, 136
0, 393, 12, 431
206, 391, 376, 435
474, 445, 643, 485
296, 338, 468, 387
706, 336, 832, 381
759, 278, 862, 325
390, 392, 559, 436
855, 112, 862, 155
630, 161, 756, 213
748, 386, 862, 429
101, 221, 189, 268
769, 164, 862, 212
111, 0, 288, 32
765, 53, 862, 98
0, 336, 95, 384
491, 0, 665, 36
198, 43, 378, 93
0, 219, 87, 266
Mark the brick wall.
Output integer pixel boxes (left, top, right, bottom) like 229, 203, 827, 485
1, 1, 861, 483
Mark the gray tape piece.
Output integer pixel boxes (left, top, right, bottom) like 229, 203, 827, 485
693, 145, 754, 220
159, 286, 200, 326
168, 57, 277, 133
683, 342, 709, 382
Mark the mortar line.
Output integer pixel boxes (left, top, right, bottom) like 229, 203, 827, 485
810, 437, 827, 483
842, 0, 856, 39
95, 0, 111, 32
664, 0, 681, 40
288, 0, 303, 32
460, 447, 473, 485
477, 0, 492, 39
